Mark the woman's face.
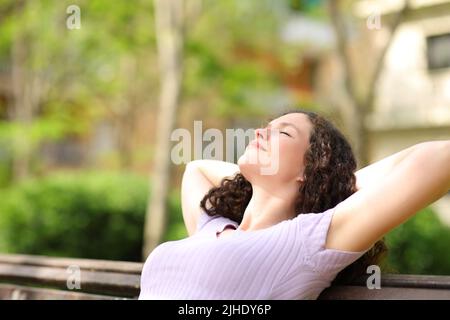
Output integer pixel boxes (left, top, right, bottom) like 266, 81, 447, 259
238, 113, 313, 186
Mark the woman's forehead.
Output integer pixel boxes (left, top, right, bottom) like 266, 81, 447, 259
270, 113, 312, 132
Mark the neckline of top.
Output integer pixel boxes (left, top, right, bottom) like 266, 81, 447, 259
215, 224, 239, 239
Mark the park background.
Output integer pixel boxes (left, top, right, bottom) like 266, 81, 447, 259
0, 0, 449, 276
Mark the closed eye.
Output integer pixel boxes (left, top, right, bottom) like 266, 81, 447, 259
280, 131, 291, 137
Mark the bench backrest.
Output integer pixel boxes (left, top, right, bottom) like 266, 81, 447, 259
319, 273, 450, 299
0, 254, 449, 300
0, 254, 141, 300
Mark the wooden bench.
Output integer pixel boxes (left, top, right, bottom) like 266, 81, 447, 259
319, 273, 450, 300
0, 253, 449, 300
0, 254, 141, 300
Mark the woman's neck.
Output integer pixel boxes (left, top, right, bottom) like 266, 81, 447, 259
238, 184, 297, 231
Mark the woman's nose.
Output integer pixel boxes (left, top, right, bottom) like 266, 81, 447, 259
256, 128, 265, 140
255, 128, 269, 140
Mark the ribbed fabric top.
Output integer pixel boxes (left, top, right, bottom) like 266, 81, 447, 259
139, 206, 367, 300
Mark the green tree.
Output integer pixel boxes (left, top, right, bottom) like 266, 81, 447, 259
0, 0, 158, 183
143, 0, 185, 256
328, 0, 411, 167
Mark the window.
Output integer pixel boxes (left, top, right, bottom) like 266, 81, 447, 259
426, 33, 450, 70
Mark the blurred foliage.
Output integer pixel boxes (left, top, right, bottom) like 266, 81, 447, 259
0, 0, 448, 276
0, 0, 157, 177
0, 0, 311, 261
0, 171, 186, 261
184, 0, 316, 120
384, 207, 450, 275
289, 0, 327, 18
0, 0, 307, 182
0, 168, 448, 275
0, 1, 96, 152
164, 193, 189, 242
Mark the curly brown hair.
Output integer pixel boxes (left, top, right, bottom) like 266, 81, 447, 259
200, 110, 387, 284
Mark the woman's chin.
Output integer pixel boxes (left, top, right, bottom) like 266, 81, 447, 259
238, 154, 267, 180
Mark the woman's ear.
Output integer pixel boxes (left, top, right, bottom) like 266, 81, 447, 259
295, 175, 304, 183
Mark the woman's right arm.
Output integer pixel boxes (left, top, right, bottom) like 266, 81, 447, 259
354, 143, 418, 191
181, 160, 240, 236
329, 140, 450, 252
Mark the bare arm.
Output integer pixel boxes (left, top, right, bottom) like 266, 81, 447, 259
354, 144, 418, 191
193, 160, 240, 187
181, 160, 239, 236
328, 140, 450, 252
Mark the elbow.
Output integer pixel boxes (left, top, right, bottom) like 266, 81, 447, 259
185, 160, 201, 171
417, 140, 450, 158
183, 161, 199, 180
429, 140, 450, 159
437, 140, 450, 179
184, 160, 206, 180
442, 140, 450, 158
419, 139, 450, 147
443, 140, 450, 161
419, 140, 450, 181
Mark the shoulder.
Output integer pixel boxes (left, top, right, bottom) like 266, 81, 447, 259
291, 208, 335, 250
291, 207, 368, 274
195, 209, 239, 236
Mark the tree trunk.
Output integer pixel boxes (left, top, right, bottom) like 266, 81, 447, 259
11, 37, 32, 181
115, 103, 134, 169
115, 56, 138, 169
328, 0, 410, 168
143, 0, 185, 258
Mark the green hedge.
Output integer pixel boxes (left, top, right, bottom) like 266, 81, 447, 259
0, 172, 448, 274
0, 171, 187, 261
384, 207, 450, 275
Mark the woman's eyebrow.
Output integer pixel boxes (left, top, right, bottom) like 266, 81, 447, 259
265, 118, 275, 127
270, 121, 301, 135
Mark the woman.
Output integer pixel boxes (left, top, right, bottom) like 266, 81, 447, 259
139, 110, 450, 300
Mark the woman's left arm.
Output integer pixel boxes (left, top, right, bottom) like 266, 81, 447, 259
327, 140, 450, 252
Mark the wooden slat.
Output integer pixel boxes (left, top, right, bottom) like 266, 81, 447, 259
0, 254, 143, 275
380, 274, 450, 289
0, 263, 140, 297
319, 285, 450, 300
1, 254, 449, 300
348, 273, 450, 290
0, 284, 132, 300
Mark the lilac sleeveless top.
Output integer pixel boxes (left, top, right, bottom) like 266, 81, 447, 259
139, 206, 367, 300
